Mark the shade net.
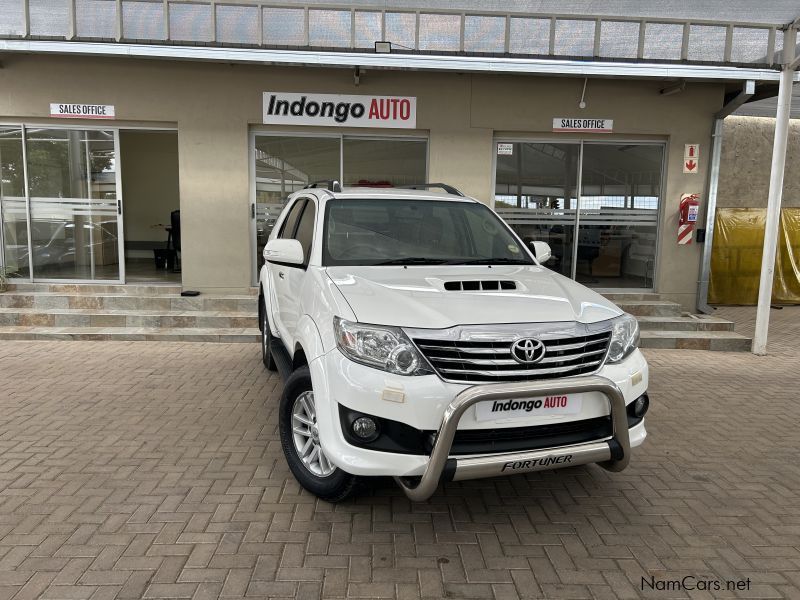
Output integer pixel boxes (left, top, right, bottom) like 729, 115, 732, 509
709, 208, 800, 305
2, 0, 796, 67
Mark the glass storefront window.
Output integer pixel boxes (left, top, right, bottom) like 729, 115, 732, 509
0, 127, 28, 278
252, 134, 428, 274
254, 135, 340, 265
342, 137, 426, 187
255, 135, 340, 205
494, 142, 580, 279
22, 128, 121, 281
495, 140, 663, 289
26, 128, 90, 199
578, 144, 662, 288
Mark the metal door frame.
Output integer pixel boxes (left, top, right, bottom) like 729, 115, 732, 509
0, 122, 126, 284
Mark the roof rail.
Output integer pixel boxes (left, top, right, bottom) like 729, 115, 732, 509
396, 183, 465, 197
304, 180, 342, 193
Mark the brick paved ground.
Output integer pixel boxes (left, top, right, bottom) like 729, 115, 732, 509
0, 308, 798, 599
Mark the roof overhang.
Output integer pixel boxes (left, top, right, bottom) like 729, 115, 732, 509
2, 40, 798, 83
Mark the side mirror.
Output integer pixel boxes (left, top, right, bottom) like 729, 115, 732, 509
264, 238, 304, 266
530, 241, 552, 264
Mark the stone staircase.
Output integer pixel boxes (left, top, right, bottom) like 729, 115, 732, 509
0, 284, 750, 350
604, 293, 751, 351
0, 283, 258, 342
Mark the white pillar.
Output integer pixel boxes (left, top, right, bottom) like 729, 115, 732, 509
752, 27, 796, 355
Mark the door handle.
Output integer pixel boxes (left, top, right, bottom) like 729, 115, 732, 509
278, 272, 285, 279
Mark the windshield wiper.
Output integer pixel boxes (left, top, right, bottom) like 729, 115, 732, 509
373, 257, 448, 265
443, 257, 532, 265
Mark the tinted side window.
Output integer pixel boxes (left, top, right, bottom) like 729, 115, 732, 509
278, 199, 306, 238
293, 200, 316, 266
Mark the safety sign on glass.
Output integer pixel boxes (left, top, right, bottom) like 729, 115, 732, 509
683, 144, 700, 173
497, 143, 514, 155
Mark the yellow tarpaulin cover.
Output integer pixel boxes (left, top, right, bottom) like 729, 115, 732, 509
709, 208, 800, 305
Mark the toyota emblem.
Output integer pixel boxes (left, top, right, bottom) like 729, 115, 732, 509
510, 338, 546, 364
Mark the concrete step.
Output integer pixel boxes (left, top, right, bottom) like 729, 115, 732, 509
600, 292, 662, 301
636, 315, 735, 332
0, 308, 257, 329
614, 299, 683, 317
5, 283, 259, 296
640, 330, 751, 352
0, 292, 257, 312
6, 283, 182, 295
0, 326, 259, 343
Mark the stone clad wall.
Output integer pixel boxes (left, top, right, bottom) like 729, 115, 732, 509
718, 116, 800, 208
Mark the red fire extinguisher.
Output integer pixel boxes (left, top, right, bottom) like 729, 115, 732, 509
678, 193, 700, 244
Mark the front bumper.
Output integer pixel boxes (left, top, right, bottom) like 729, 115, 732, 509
393, 375, 629, 501
310, 348, 647, 498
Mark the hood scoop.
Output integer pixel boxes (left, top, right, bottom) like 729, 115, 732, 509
443, 280, 517, 291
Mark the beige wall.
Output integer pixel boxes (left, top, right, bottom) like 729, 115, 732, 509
119, 130, 179, 251
718, 115, 800, 208
0, 55, 724, 306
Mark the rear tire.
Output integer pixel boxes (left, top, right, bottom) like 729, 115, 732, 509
279, 366, 359, 502
260, 298, 278, 372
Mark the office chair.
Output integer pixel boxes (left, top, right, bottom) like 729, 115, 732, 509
170, 210, 181, 272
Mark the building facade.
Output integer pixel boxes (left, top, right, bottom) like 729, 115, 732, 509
0, 54, 726, 309
2, 2, 797, 312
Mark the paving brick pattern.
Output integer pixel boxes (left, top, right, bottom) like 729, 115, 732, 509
0, 307, 798, 599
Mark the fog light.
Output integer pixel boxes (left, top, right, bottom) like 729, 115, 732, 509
632, 394, 649, 418
352, 417, 379, 441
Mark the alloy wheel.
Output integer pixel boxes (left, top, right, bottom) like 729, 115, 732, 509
291, 391, 336, 477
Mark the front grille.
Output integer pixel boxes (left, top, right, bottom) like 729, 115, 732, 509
412, 331, 612, 383
424, 416, 613, 456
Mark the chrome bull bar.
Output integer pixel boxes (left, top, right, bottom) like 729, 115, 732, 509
394, 375, 630, 502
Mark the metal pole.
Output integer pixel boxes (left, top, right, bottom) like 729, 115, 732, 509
570, 143, 584, 280
697, 80, 755, 314
21, 124, 33, 282
752, 28, 796, 355
697, 117, 724, 313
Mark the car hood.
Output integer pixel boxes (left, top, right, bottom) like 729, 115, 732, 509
325, 265, 622, 329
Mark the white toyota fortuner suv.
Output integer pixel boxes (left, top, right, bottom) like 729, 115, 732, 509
259, 182, 649, 502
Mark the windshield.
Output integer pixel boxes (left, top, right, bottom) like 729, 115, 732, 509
322, 199, 534, 266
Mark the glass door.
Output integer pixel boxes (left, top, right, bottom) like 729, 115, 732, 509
494, 142, 580, 279
494, 140, 663, 289
0, 126, 124, 283
577, 143, 662, 288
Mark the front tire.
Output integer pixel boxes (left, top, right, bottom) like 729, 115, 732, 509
260, 298, 277, 372
279, 366, 359, 502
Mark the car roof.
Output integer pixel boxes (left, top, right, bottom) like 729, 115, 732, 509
291, 186, 479, 204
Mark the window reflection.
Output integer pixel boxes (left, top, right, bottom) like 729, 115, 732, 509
495, 141, 663, 288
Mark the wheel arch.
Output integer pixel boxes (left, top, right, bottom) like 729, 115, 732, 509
292, 314, 325, 368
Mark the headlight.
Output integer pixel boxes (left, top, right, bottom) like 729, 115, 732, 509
334, 317, 431, 376
606, 313, 640, 363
